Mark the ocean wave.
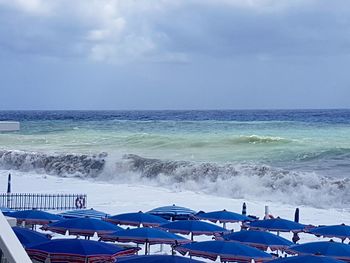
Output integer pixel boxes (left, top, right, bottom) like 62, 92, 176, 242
0, 150, 349, 208
228, 135, 291, 144
0, 150, 106, 176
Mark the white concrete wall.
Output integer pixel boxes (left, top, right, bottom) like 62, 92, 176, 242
0, 212, 32, 263
0, 122, 20, 132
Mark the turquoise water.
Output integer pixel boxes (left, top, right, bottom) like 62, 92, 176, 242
0, 110, 350, 207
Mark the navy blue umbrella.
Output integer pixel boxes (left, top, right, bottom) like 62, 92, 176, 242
268, 255, 345, 263
105, 211, 168, 227
220, 230, 293, 251
100, 227, 190, 245
60, 208, 109, 220
12, 227, 50, 248
43, 217, 123, 237
118, 255, 205, 263
160, 220, 228, 240
247, 218, 306, 233
175, 240, 273, 262
288, 241, 350, 262
8, 210, 62, 225
308, 224, 350, 241
147, 205, 196, 220
196, 210, 252, 227
26, 239, 138, 263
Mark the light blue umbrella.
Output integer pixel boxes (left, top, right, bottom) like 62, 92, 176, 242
220, 230, 293, 251
148, 205, 196, 220
105, 211, 168, 227
175, 240, 273, 262
308, 224, 350, 241
59, 208, 109, 220
288, 241, 350, 261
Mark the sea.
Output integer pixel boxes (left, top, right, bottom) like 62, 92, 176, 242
0, 110, 349, 209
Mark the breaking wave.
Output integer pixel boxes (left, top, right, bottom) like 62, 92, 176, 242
0, 150, 106, 177
0, 150, 349, 208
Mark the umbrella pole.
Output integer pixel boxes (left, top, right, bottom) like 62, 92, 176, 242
223, 222, 226, 229
191, 232, 194, 241
145, 242, 148, 255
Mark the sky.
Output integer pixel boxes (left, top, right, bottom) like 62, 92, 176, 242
0, 0, 350, 110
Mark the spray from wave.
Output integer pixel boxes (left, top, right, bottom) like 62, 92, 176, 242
0, 150, 349, 209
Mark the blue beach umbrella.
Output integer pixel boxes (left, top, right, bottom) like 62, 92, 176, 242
60, 208, 109, 220
118, 255, 205, 263
196, 209, 252, 223
288, 241, 350, 262
175, 240, 273, 262
160, 220, 229, 240
247, 218, 306, 233
220, 230, 293, 251
0, 207, 15, 216
26, 239, 138, 263
147, 205, 196, 220
100, 227, 190, 245
308, 224, 350, 241
268, 255, 345, 263
42, 217, 123, 237
105, 211, 168, 227
8, 210, 62, 225
12, 227, 50, 248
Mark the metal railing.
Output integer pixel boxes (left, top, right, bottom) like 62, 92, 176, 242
0, 193, 87, 210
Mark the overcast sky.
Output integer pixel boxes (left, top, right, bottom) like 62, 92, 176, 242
1, 0, 350, 110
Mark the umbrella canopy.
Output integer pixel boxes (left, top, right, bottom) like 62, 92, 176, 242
26, 239, 138, 263
0, 207, 15, 216
100, 227, 190, 245
308, 224, 350, 240
12, 227, 50, 248
160, 220, 228, 239
60, 208, 109, 220
8, 210, 62, 225
220, 230, 293, 251
43, 217, 123, 237
247, 218, 306, 233
196, 210, 252, 223
147, 205, 196, 220
118, 255, 205, 263
175, 240, 273, 262
268, 255, 345, 263
105, 211, 168, 227
288, 241, 350, 262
